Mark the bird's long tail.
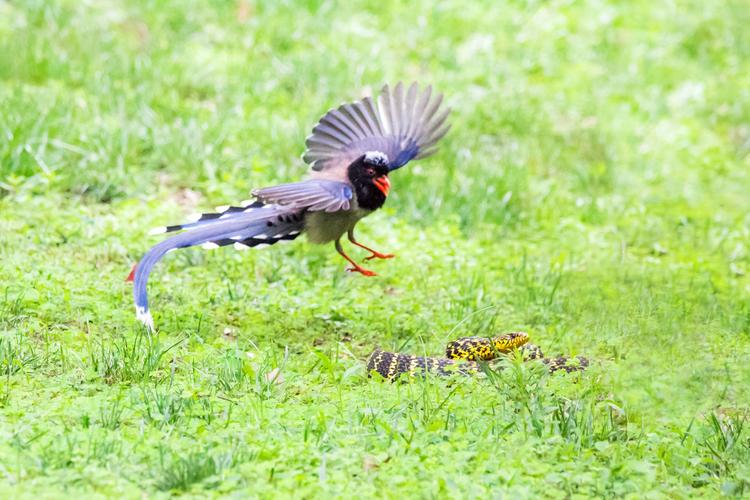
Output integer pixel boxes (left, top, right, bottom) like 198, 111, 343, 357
130, 203, 304, 329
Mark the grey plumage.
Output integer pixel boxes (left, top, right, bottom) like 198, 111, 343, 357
303, 82, 451, 172
252, 179, 353, 212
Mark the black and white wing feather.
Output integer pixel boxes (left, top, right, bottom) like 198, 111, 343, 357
303, 82, 451, 172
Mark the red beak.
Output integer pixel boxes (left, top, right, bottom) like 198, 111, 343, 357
373, 175, 390, 196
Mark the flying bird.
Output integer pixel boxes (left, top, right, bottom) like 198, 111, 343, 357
128, 82, 451, 329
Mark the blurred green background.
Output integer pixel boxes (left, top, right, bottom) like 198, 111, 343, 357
1, 0, 749, 496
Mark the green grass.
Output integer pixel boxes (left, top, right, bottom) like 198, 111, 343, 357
2, 0, 750, 496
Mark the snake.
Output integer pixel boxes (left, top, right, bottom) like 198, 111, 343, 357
366, 332, 589, 380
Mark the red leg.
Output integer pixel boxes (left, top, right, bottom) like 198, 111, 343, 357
347, 229, 395, 262
335, 239, 377, 276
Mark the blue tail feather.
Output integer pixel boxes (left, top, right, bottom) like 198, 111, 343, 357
132, 205, 304, 329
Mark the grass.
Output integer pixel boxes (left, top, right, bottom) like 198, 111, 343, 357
1, 0, 750, 496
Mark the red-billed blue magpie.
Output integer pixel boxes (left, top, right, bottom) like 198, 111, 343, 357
129, 82, 451, 329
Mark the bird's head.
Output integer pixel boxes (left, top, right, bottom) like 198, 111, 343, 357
347, 151, 391, 210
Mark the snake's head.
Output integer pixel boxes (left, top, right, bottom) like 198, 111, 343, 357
492, 331, 529, 353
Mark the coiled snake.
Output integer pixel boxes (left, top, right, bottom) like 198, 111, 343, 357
366, 332, 588, 380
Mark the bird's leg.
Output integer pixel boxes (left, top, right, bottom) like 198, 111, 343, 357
335, 238, 377, 277
347, 229, 395, 262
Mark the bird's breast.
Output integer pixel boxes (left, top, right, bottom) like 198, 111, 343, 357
304, 208, 370, 244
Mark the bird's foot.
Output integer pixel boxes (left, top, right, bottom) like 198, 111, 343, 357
363, 251, 395, 262
346, 265, 378, 277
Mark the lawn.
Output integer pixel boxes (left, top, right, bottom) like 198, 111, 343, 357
2, 0, 750, 497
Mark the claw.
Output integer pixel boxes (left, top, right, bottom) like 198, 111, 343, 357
363, 252, 395, 262
336, 238, 379, 277
346, 266, 377, 277
347, 229, 393, 264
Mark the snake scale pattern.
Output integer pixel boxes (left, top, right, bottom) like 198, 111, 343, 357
366, 332, 589, 380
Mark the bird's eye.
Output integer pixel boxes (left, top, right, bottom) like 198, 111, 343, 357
365, 168, 376, 176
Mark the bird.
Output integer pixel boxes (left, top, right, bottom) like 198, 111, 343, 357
128, 82, 451, 330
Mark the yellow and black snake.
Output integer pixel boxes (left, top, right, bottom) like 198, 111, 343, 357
366, 332, 588, 380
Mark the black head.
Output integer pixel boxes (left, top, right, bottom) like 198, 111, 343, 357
347, 151, 391, 211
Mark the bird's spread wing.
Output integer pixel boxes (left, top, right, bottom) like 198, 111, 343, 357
303, 82, 451, 173
252, 179, 352, 212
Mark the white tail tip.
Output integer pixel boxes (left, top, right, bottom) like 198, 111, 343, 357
136, 306, 155, 331
149, 226, 167, 235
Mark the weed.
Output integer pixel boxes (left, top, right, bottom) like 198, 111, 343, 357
86, 329, 184, 384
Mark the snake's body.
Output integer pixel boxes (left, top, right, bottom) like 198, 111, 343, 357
366, 332, 588, 380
